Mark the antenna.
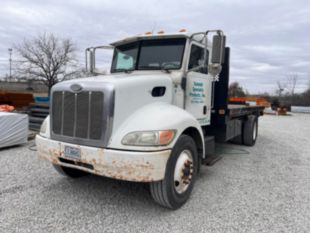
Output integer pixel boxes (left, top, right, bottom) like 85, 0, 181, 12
151, 22, 157, 33
8, 48, 13, 79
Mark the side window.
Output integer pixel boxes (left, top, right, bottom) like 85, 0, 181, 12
116, 52, 134, 70
188, 44, 208, 74
111, 42, 138, 72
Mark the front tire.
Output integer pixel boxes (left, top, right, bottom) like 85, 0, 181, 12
150, 135, 198, 209
53, 164, 89, 178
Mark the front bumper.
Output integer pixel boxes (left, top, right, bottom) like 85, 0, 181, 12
36, 135, 171, 182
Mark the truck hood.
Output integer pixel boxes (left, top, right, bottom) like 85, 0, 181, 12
51, 71, 175, 145
59, 71, 178, 88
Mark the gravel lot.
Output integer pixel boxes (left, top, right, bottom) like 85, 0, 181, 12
1, 113, 310, 233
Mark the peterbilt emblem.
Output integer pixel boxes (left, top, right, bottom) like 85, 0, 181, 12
70, 84, 83, 92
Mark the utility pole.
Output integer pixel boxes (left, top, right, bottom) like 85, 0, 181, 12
8, 48, 12, 79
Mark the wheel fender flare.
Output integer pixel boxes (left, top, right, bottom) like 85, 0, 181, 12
108, 102, 205, 153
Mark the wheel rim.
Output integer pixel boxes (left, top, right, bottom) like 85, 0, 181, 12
253, 121, 257, 140
174, 149, 194, 194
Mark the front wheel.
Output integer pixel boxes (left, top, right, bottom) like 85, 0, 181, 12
150, 135, 198, 209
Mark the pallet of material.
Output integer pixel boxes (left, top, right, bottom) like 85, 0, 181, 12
0, 92, 34, 109
0, 112, 28, 149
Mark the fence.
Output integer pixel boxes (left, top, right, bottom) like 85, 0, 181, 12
0, 80, 47, 93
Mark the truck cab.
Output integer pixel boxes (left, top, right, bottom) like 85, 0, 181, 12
36, 30, 263, 209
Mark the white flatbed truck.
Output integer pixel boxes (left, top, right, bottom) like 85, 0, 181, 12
36, 30, 264, 209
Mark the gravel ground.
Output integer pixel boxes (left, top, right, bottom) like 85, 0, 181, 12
1, 113, 310, 233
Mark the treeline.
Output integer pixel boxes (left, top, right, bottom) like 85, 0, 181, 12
229, 81, 310, 107
267, 89, 310, 107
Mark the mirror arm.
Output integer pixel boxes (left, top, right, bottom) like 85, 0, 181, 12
85, 48, 89, 72
204, 34, 208, 69
90, 50, 94, 73
93, 48, 96, 72
85, 45, 114, 75
206, 30, 224, 36
187, 65, 205, 73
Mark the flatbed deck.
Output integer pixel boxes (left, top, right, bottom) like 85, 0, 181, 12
228, 104, 265, 118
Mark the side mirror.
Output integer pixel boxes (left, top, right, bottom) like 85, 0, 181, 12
85, 45, 113, 75
211, 35, 226, 64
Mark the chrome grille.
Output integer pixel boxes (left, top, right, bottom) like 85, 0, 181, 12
52, 91, 104, 140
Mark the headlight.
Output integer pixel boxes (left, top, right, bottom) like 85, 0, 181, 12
40, 118, 47, 135
122, 130, 176, 146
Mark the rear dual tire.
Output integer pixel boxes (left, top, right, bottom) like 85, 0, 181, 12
243, 115, 258, 146
150, 135, 198, 209
230, 115, 258, 146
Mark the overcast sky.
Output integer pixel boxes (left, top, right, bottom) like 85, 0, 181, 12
0, 0, 309, 93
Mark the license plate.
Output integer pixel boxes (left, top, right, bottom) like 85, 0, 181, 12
64, 146, 81, 160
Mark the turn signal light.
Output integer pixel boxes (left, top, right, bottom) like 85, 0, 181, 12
157, 30, 165, 34
179, 29, 187, 32
122, 130, 176, 146
159, 130, 175, 145
145, 32, 152, 35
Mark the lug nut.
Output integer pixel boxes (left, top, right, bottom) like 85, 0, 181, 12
185, 160, 192, 166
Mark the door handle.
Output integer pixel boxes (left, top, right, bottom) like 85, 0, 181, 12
203, 106, 207, 115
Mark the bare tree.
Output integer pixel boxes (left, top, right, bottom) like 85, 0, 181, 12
228, 81, 246, 97
15, 33, 78, 95
286, 73, 298, 95
276, 80, 286, 96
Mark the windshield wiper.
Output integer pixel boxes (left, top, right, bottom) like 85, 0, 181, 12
161, 67, 171, 73
138, 66, 161, 70
114, 68, 135, 73
161, 63, 178, 73
138, 65, 171, 73
124, 69, 134, 74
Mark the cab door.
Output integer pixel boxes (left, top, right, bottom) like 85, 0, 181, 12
185, 43, 212, 126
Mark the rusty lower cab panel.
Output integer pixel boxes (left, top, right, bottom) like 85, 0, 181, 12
36, 135, 171, 182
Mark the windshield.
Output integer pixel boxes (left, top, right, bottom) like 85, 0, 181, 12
111, 38, 186, 73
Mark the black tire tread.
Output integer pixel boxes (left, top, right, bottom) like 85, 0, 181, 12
150, 180, 171, 208
243, 115, 258, 146
150, 135, 197, 209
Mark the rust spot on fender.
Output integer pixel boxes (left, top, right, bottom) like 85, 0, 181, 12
51, 158, 59, 164
96, 159, 156, 182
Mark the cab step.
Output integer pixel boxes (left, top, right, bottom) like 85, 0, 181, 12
202, 154, 222, 166
202, 136, 222, 166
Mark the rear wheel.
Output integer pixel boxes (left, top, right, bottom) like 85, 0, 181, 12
150, 135, 198, 209
243, 115, 258, 146
53, 164, 89, 178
